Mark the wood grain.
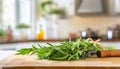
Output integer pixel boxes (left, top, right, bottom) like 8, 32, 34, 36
0, 55, 120, 69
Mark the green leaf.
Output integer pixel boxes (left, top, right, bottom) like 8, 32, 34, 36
46, 42, 54, 47
16, 48, 33, 55
38, 44, 44, 48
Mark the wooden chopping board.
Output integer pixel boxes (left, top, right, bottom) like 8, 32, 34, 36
0, 55, 120, 69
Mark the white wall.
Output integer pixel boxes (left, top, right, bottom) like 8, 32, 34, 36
58, 16, 120, 39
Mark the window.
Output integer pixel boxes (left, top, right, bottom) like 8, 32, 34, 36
1, 0, 35, 38
1, 0, 35, 28
0, 0, 2, 28
2, 0, 16, 28
18, 0, 32, 24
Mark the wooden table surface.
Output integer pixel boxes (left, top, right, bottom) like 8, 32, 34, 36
0, 55, 120, 69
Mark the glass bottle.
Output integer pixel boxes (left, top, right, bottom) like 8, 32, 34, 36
107, 27, 113, 39
5, 25, 13, 41
36, 25, 45, 40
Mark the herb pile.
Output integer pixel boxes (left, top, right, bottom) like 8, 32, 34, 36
16, 38, 116, 61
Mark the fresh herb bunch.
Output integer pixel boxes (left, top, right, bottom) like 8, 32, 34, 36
0, 28, 5, 37
16, 23, 30, 29
49, 8, 65, 15
16, 38, 116, 61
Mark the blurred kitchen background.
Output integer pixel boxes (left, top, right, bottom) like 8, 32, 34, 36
1, 0, 120, 58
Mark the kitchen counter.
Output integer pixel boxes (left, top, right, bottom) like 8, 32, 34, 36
0, 39, 63, 44
1, 39, 120, 44
0, 50, 16, 61
0, 39, 120, 51
0, 55, 120, 69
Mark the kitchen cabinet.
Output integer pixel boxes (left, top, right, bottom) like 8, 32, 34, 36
75, 0, 120, 16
